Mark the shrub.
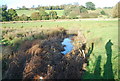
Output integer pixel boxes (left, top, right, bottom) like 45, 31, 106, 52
39, 9, 49, 20
112, 2, 120, 18
12, 16, 19, 21
80, 13, 99, 18
49, 11, 58, 19
61, 15, 66, 19
64, 5, 88, 19
19, 14, 29, 21
8, 9, 18, 21
2, 11, 9, 21
41, 15, 49, 20
27, 17, 32, 21
100, 10, 106, 15
30, 12, 42, 20
79, 6, 88, 13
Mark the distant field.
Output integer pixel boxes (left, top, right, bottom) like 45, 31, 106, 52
16, 10, 64, 17
2, 19, 118, 79
16, 10, 39, 17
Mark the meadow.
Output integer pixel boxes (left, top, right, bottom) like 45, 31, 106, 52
2, 19, 118, 79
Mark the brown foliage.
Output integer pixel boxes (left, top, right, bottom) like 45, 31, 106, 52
112, 2, 120, 18
2, 28, 89, 80
26, 44, 43, 55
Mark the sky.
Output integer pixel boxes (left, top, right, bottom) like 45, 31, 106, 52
0, 0, 119, 9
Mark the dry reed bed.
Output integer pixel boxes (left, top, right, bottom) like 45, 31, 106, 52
2, 27, 90, 80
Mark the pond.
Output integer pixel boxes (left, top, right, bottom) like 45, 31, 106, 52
61, 38, 73, 55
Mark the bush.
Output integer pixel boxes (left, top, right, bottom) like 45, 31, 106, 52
49, 11, 58, 19
8, 9, 18, 21
79, 6, 88, 13
80, 13, 99, 18
30, 12, 42, 20
41, 15, 49, 20
112, 2, 120, 18
64, 5, 88, 19
19, 14, 29, 21
12, 16, 19, 21
61, 15, 66, 19
27, 17, 32, 21
39, 10, 49, 20
2, 11, 8, 21
100, 10, 106, 15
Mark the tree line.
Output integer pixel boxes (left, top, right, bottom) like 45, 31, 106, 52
18, 2, 96, 10
18, 5, 65, 10
1, 1, 119, 21
0, 2, 97, 21
1, 5, 59, 21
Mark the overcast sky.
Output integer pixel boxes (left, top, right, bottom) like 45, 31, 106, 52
0, 0, 119, 9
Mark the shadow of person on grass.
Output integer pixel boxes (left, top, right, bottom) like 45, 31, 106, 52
82, 40, 115, 80
87, 42, 94, 57
103, 40, 114, 79
93, 55, 102, 79
82, 55, 103, 80
85, 43, 94, 66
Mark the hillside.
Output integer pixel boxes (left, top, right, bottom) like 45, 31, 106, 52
16, 8, 113, 17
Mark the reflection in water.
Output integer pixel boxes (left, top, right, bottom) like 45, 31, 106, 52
61, 38, 73, 54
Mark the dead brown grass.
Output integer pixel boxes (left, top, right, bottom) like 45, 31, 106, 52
26, 44, 43, 55
2, 28, 90, 80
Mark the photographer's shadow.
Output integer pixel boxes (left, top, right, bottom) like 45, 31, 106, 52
103, 40, 114, 79
82, 40, 115, 80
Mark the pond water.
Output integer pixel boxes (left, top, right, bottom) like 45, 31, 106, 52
61, 38, 73, 55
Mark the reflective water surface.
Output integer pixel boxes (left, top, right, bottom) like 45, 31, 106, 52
61, 38, 73, 54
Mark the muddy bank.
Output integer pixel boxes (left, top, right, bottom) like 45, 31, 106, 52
2, 28, 90, 80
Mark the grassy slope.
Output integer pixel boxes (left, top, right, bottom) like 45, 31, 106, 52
2, 19, 118, 79
16, 10, 39, 16
88, 8, 112, 16
16, 10, 64, 17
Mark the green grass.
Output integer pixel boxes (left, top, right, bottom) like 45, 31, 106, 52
16, 10, 39, 16
82, 20, 118, 79
16, 10, 64, 17
2, 19, 118, 79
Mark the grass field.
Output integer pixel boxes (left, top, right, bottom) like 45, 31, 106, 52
16, 10, 64, 17
2, 19, 118, 79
